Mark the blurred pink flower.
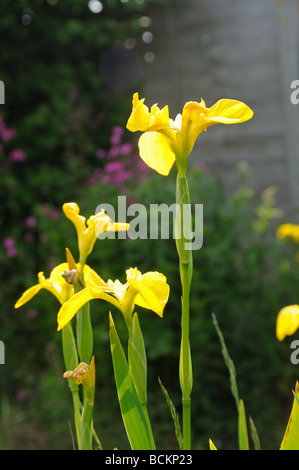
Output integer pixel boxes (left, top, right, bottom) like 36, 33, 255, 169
110, 125, 124, 145
1, 127, 17, 142
3, 237, 18, 257
9, 148, 26, 162
119, 142, 133, 155
25, 216, 37, 228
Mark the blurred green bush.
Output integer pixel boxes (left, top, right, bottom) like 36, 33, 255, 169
1, 0, 299, 451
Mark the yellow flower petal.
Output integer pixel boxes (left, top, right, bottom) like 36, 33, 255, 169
63, 202, 86, 239
83, 265, 108, 289
277, 224, 299, 243
127, 92, 170, 132
57, 287, 120, 330
138, 131, 176, 176
207, 99, 254, 124
38, 266, 74, 304
276, 305, 299, 341
129, 271, 170, 317
57, 287, 98, 330
14, 284, 42, 309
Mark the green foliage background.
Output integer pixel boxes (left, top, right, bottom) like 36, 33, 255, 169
0, 0, 298, 450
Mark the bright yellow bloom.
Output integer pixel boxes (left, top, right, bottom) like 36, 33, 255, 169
57, 267, 170, 331
277, 223, 299, 243
14, 262, 106, 309
127, 92, 253, 176
63, 203, 130, 264
276, 305, 299, 341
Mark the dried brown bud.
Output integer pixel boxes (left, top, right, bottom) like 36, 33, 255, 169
61, 268, 81, 285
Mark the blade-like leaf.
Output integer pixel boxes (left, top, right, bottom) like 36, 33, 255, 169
238, 399, 249, 450
109, 313, 154, 450
280, 381, 299, 450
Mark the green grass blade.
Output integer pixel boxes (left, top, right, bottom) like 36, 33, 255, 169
158, 377, 183, 450
249, 416, 261, 450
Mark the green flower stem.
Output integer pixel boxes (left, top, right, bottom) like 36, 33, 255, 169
74, 276, 93, 364
61, 320, 82, 448
72, 389, 82, 450
176, 172, 193, 450
80, 399, 94, 450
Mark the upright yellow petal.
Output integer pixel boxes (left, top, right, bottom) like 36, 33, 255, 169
138, 131, 176, 176
276, 305, 299, 341
63, 202, 86, 239
179, 101, 211, 157
127, 92, 170, 132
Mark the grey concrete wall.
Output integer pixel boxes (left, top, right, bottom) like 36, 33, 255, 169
138, 0, 299, 215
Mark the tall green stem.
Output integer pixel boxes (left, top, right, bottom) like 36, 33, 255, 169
176, 172, 193, 450
62, 321, 82, 448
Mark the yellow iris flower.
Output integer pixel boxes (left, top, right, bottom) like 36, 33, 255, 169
63, 202, 130, 264
14, 262, 106, 309
126, 92, 253, 176
277, 223, 299, 243
276, 305, 299, 341
57, 267, 170, 331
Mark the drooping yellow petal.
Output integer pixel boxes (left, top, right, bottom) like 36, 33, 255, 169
38, 268, 74, 304
128, 270, 170, 317
57, 288, 98, 330
14, 284, 42, 308
138, 131, 176, 176
57, 287, 120, 330
129, 280, 162, 316
276, 305, 299, 341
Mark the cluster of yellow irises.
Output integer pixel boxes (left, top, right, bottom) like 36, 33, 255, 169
14, 91, 299, 450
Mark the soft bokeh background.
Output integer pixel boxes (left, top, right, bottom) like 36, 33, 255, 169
1, 0, 299, 450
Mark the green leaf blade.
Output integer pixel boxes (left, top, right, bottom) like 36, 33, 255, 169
280, 382, 299, 450
109, 313, 154, 450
